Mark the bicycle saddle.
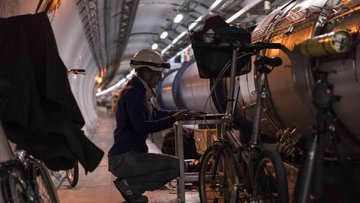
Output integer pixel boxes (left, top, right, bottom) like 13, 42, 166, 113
254, 56, 282, 67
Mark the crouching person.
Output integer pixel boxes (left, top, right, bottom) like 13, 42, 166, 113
108, 49, 188, 203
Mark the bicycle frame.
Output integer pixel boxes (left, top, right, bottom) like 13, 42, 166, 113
221, 46, 276, 190
245, 54, 275, 191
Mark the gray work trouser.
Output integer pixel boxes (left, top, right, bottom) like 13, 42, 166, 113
108, 151, 179, 194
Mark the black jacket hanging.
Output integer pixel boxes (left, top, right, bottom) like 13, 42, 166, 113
0, 12, 104, 172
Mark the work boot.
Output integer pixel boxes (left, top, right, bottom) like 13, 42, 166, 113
114, 178, 148, 203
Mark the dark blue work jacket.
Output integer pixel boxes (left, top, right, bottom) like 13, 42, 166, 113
108, 76, 176, 156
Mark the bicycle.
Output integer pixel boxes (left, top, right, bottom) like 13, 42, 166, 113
192, 35, 289, 202
0, 80, 59, 203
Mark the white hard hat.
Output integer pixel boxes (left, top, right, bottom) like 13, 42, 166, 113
130, 49, 170, 72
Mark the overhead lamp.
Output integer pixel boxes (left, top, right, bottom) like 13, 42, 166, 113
152, 43, 158, 50
160, 31, 168, 39
264, 0, 270, 10
226, 0, 262, 23
95, 76, 103, 84
209, 0, 223, 10
173, 14, 183, 23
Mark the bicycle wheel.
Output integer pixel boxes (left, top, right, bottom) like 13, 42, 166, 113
1, 166, 27, 203
198, 144, 240, 203
66, 161, 79, 187
253, 149, 288, 203
28, 157, 59, 203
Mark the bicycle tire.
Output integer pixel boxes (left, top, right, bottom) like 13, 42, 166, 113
198, 144, 240, 203
66, 161, 79, 187
253, 149, 289, 203
28, 157, 60, 203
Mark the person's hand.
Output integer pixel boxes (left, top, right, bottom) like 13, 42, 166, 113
186, 110, 204, 116
173, 111, 189, 121
173, 110, 205, 120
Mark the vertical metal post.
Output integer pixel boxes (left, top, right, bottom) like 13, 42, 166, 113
175, 121, 186, 203
295, 133, 318, 203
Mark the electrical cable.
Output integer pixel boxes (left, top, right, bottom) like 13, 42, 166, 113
199, 52, 254, 131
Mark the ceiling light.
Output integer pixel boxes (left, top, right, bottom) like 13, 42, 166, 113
161, 32, 186, 55
226, 0, 261, 23
173, 14, 183, 23
95, 76, 103, 83
209, 0, 223, 10
161, 0, 225, 56
160, 31, 168, 39
152, 43, 158, 50
188, 16, 203, 30
264, 0, 270, 10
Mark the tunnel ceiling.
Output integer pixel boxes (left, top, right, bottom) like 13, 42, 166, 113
75, 0, 288, 90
